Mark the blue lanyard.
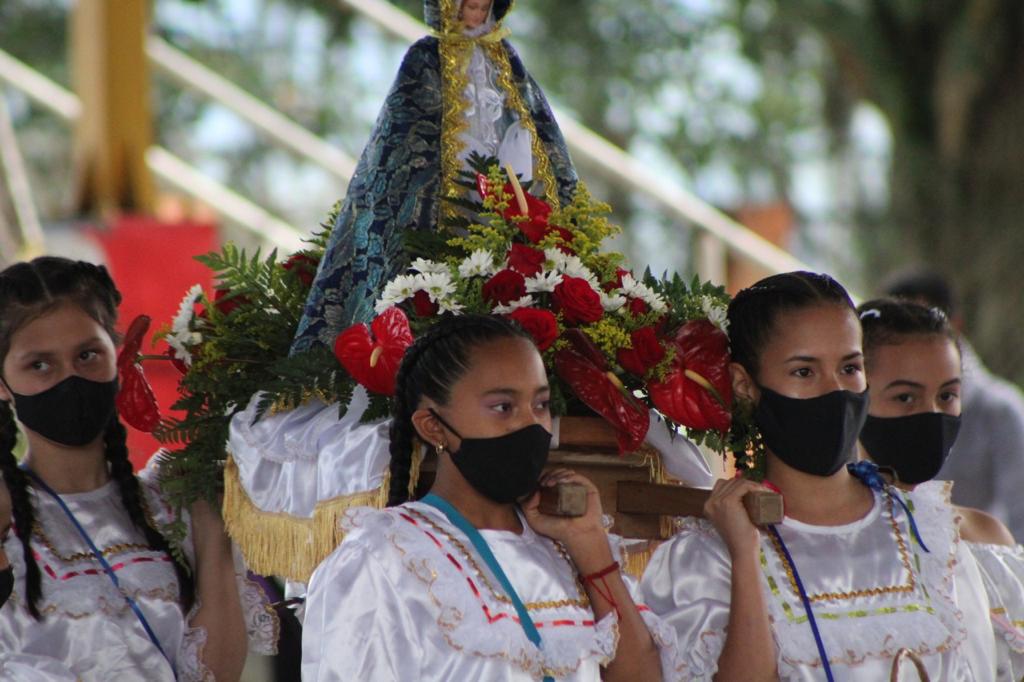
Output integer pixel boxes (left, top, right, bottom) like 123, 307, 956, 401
420, 494, 555, 682
767, 525, 834, 681
21, 467, 174, 672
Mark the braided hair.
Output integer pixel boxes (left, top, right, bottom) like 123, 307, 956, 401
0, 257, 193, 618
727, 271, 855, 379
857, 297, 958, 366
387, 313, 533, 506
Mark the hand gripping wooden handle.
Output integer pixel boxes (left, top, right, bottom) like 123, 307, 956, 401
616, 482, 784, 526
539, 481, 784, 526
538, 483, 589, 516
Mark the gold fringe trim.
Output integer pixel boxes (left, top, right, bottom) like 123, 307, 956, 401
223, 453, 390, 582
437, 4, 559, 227
483, 41, 559, 206
622, 540, 662, 580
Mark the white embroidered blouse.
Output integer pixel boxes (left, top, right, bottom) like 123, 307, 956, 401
301, 501, 678, 681
0, 459, 278, 681
640, 481, 996, 681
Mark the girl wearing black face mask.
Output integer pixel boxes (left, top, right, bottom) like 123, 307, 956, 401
641, 271, 998, 680
302, 314, 671, 681
0, 257, 268, 680
860, 297, 1024, 679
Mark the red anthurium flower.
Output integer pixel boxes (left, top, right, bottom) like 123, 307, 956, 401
482, 269, 527, 307
411, 290, 439, 317
476, 173, 569, 247
616, 327, 666, 377
282, 253, 319, 288
507, 244, 545, 277
555, 330, 648, 453
648, 319, 732, 433
333, 307, 414, 396
506, 307, 559, 351
115, 315, 161, 432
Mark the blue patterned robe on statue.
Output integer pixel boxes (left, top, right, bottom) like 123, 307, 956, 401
292, 0, 578, 353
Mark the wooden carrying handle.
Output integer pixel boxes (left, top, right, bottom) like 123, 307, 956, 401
538, 481, 784, 526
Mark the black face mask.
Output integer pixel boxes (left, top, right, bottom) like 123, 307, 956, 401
0, 566, 12, 609
3, 375, 117, 447
429, 409, 552, 504
755, 387, 870, 477
859, 412, 961, 485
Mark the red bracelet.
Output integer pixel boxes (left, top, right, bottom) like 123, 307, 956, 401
582, 561, 620, 585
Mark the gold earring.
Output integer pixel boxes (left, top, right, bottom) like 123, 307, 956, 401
436, 443, 446, 454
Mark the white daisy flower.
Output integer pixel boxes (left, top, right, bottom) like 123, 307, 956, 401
438, 299, 465, 315
165, 332, 193, 367
415, 271, 457, 302
375, 274, 418, 313
492, 295, 535, 314
599, 290, 627, 312
621, 274, 667, 313
171, 284, 203, 337
702, 295, 729, 332
409, 258, 449, 275
544, 248, 569, 272
457, 250, 497, 278
525, 270, 563, 293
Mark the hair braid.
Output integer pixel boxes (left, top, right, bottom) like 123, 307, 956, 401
0, 401, 42, 619
386, 314, 533, 506
104, 417, 195, 611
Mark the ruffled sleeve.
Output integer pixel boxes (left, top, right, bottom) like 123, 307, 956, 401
301, 516, 423, 682
606, 534, 683, 681
138, 458, 280, 665
638, 518, 731, 681
968, 541, 1024, 680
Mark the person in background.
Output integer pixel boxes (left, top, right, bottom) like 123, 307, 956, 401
857, 297, 1023, 679
884, 268, 1024, 539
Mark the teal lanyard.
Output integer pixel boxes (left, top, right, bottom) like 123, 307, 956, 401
420, 494, 555, 682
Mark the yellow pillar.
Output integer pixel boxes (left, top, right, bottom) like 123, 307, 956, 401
71, 0, 155, 216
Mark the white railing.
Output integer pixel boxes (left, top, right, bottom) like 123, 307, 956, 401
336, 0, 809, 278
0, 84, 46, 259
0, 48, 305, 252
2, 2, 815, 279
147, 37, 358, 186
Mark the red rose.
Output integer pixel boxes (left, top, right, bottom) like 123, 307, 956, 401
212, 287, 248, 316
506, 308, 559, 351
627, 297, 649, 317
411, 290, 439, 317
482, 269, 527, 307
282, 253, 319, 288
507, 244, 545, 277
602, 268, 631, 293
616, 326, 666, 376
552, 276, 603, 324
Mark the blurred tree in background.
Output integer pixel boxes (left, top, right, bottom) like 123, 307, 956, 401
1, 0, 1022, 382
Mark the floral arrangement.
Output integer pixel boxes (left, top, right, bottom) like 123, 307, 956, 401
146, 164, 755, 540
335, 163, 735, 454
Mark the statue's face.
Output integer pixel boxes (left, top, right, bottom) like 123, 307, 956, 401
460, 0, 491, 28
